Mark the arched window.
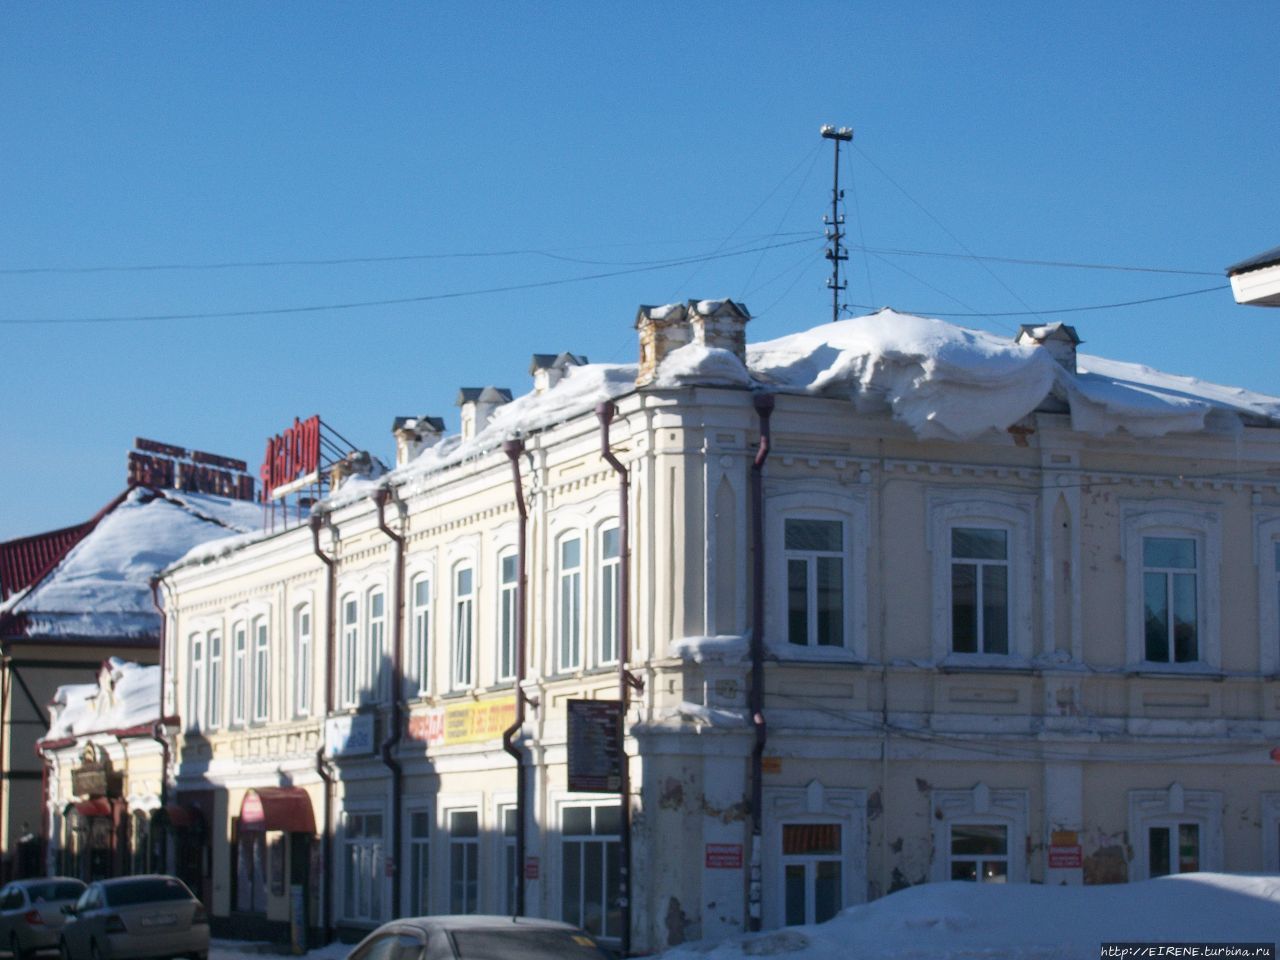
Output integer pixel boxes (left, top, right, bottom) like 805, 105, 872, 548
452, 566, 474, 690
341, 595, 359, 706
366, 588, 387, 703
410, 576, 431, 697
251, 615, 270, 722
293, 605, 312, 716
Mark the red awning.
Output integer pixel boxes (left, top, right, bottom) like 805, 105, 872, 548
74, 798, 112, 818
163, 804, 203, 829
239, 787, 316, 834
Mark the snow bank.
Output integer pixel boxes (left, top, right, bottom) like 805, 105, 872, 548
664, 701, 748, 728
46, 658, 159, 740
669, 636, 749, 663
661, 874, 1280, 960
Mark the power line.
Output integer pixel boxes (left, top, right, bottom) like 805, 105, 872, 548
845, 283, 1229, 319
858, 244, 1222, 277
1, 236, 823, 326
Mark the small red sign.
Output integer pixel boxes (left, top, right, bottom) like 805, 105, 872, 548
1048, 844, 1082, 869
525, 857, 540, 880
705, 843, 743, 869
1270, 746, 1280, 763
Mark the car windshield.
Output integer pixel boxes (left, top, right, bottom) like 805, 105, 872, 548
24, 881, 84, 902
104, 878, 193, 907
451, 929, 611, 960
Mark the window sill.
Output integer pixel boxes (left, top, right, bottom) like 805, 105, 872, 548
938, 653, 1033, 673
1126, 663, 1224, 679
766, 643, 862, 664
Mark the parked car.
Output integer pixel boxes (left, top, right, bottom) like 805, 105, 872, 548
58, 875, 207, 960
345, 915, 614, 960
0, 878, 86, 959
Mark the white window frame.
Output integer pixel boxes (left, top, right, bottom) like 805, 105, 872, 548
762, 781, 867, 931
207, 629, 222, 729
410, 573, 432, 697
497, 801, 519, 917
599, 524, 621, 666
1123, 501, 1221, 672
948, 526, 1012, 656
341, 806, 387, 925
930, 783, 1028, 884
405, 803, 432, 916
1253, 514, 1280, 676
946, 820, 1011, 883
293, 604, 312, 717
251, 615, 269, 723
929, 492, 1035, 664
341, 594, 359, 707
783, 516, 847, 649
366, 587, 388, 704
765, 484, 869, 661
187, 633, 205, 731
1127, 783, 1222, 881
497, 551, 518, 683
557, 534, 583, 673
557, 799, 624, 942
230, 621, 247, 726
452, 565, 475, 690
447, 807, 480, 914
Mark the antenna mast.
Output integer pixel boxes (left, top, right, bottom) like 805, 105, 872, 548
821, 124, 854, 323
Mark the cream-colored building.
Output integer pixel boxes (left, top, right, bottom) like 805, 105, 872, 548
159, 302, 1280, 952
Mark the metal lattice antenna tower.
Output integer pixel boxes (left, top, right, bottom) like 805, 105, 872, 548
821, 124, 854, 323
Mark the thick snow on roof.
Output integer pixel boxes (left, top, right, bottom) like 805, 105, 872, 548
46, 658, 158, 740
661, 873, 1280, 960
2, 488, 261, 639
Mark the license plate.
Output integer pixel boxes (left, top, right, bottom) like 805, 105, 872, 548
140, 914, 177, 927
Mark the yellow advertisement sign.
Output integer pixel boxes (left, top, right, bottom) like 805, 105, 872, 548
408, 697, 516, 747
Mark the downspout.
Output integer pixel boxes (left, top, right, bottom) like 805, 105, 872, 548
310, 514, 337, 943
596, 403, 632, 956
747, 392, 774, 932
500, 439, 528, 917
373, 489, 405, 916
148, 580, 172, 812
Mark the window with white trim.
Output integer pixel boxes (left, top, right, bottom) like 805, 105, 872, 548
408, 809, 430, 916
187, 633, 205, 731
230, 623, 247, 725
448, 810, 479, 914
558, 536, 583, 671
294, 606, 312, 717
1128, 784, 1221, 881
452, 568, 474, 690
411, 577, 431, 696
931, 783, 1028, 884
343, 811, 384, 923
950, 527, 1009, 655
342, 596, 359, 706
367, 588, 387, 703
208, 630, 222, 728
498, 553, 517, 682
781, 822, 842, 925
1146, 823, 1200, 877
785, 518, 844, 647
252, 616, 269, 722
561, 804, 622, 941
501, 806, 518, 916
1143, 537, 1198, 663
600, 526, 620, 665
948, 823, 1008, 882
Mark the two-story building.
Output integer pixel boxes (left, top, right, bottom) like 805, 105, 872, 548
146, 301, 1280, 953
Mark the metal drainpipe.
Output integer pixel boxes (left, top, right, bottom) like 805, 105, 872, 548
747, 392, 774, 932
596, 403, 632, 956
149, 579, 172, 875
373, 488, 405, 916
310, 514, 337, 944
500, 439, 528, 917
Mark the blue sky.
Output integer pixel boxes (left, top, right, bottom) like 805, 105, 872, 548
3, 2, 1278, 541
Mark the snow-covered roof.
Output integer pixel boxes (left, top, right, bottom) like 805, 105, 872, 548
0, 487, 261, 642
44, 657, 159, 741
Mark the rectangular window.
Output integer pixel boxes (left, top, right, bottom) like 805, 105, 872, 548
188, 634, 205, 731
208, 630, 222, 728
502, 807, 518, 916
231, 625, 247, 725
559, 537, 583, 670
1143, 537, 1198, 663
949, 823, 1008, 883
1148, 823, 1200, 877
235, 827, 267, 914
343, 812, 384, 923
342, 597, 359, 705
409, 810, 430, 916
561, 805, 622, 941
252, 618, 269, 722
499, 555, 518, 682
412, 578, 431, 696
452, 569, 474, 689
950, 527, 1009, 655
600, 527, 620, 665
449, 810, 479, 914
367, 590, 387, 703
785, 519, 844, 647
781, 823, 842, 926
294, 608, 311, 716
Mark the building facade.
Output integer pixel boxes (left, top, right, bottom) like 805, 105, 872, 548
154, 303, 1280, 952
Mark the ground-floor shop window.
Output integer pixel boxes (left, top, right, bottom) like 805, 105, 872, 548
1148, 823, 1199, 877
561, 804, 622, 941
782, 823, 842, 926
1128, 784, 1221, 881
343, 812, 384, 923
131, 811, 150, 874
408, 810, 430, 915
236, 826, 268, 913
502, 807, 518, 916
449, 810, 479, 914
948, 824, 1008, 883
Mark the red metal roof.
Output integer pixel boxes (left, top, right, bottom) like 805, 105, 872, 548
0, 488, 133, 601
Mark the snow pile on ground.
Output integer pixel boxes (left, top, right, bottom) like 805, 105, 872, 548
2, 488, 261, 638
46, 658, 158, 740
663, 874, 1280, 960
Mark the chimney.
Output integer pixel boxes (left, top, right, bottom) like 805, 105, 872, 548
1015, 323, 1082, 374
634, 302, 691, 386
456, 387, 513, 440
529, 352, 588, 394
391, 415, 446, 467
689, 299, 751, 360
330, 450, 374, 489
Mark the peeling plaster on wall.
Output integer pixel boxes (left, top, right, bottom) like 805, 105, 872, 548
665, 896, 696, 947
660, 776, 686, 810
1083, 827, 1129, 885
701, 798, 750, 823
889, 837, 903, 853
867, 789, 883, 820
915, 777, 931, 793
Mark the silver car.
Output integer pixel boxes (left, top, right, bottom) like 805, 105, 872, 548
0, 878, 85, 959
58, 875, 207, 960
345, 915, 614, 960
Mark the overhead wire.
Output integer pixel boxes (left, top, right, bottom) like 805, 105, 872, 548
845, 283, 1229, 320
845, 140, 875, 307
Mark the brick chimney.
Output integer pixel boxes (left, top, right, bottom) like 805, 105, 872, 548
529, 352, 588, 394
456, 387, 513, 440
1016, 323, 1081, 374
635, 299, 751, 387
330, 450, 374, 489
391, 415, 445, 467
689, 299, 750, 359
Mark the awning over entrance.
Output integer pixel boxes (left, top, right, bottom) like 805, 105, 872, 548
239, 787, 316, 834
73, 798, 113, 818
